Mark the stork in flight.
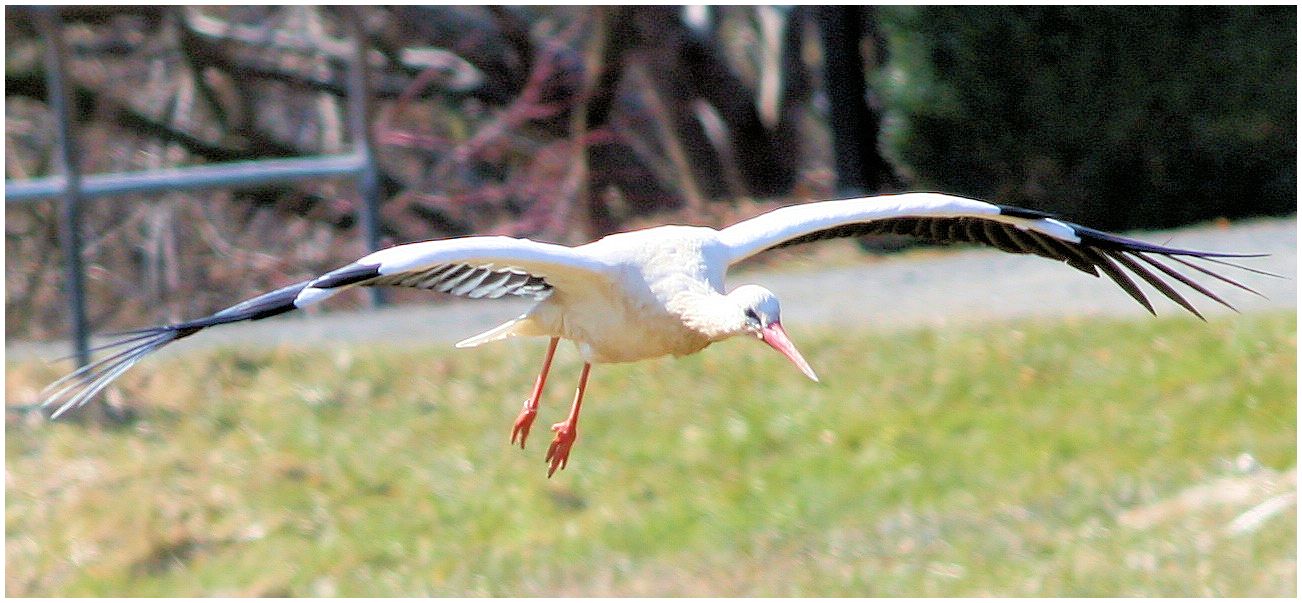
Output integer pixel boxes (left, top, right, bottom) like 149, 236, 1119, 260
40, 193, 1265, 476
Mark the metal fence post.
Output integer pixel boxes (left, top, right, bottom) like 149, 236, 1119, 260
346, 9, 387, 308
38, 9, 91, 371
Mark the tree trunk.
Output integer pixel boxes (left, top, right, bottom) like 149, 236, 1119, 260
815, 6, 901, 196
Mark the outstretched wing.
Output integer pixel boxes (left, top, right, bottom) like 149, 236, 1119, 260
717, 192, 1267, 318
294, 235, 616, 306
41, 235, 615, 419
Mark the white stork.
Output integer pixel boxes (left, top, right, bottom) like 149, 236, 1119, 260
40, 193, 1265, 476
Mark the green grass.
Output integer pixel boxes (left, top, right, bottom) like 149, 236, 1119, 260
5, 311, 1295, 596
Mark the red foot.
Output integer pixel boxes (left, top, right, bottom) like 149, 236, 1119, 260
511, 407, 537, 449
544, 422, 577, 477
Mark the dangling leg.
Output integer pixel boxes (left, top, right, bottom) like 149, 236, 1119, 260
511, 337, 559, 448
545, 362, 591, 477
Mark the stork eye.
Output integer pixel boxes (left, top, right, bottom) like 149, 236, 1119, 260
744, 307, 761, 325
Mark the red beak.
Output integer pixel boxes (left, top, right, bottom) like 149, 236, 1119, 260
760, 321, 819, 382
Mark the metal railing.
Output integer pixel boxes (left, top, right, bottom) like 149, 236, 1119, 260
5, 7, 387, 371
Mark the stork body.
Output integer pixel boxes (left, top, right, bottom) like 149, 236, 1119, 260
40, 193, 1266, 476
473, 225, 734, 364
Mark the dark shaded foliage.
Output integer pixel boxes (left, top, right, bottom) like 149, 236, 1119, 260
878, 6, 1295, 230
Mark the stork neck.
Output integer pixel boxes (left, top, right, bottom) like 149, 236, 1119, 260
671, 290, 748, 341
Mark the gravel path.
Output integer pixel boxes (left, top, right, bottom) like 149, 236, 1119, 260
8, 217, 1294, 362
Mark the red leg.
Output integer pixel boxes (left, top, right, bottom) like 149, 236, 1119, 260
511, 337, 559, 449
545, 362, 591, 477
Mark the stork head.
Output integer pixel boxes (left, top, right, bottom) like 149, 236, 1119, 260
727, 285, 819, 382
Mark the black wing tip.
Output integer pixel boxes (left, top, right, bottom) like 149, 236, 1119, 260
40, 317, 215, 419
310, 262, 383, 290
1071, 224, 1268, 259
40, 276, 326, 419
996, 205, 1271, 261
996, 204, 1059, 220
207, 280, 314, 324
40, 326, 185, 420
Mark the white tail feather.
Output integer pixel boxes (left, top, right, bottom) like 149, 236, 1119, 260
455, 316, 531, 348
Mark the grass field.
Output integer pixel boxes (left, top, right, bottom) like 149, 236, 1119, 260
5, 310, 1295, 596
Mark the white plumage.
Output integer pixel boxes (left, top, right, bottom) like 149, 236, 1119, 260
40, 193, 1265, 476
